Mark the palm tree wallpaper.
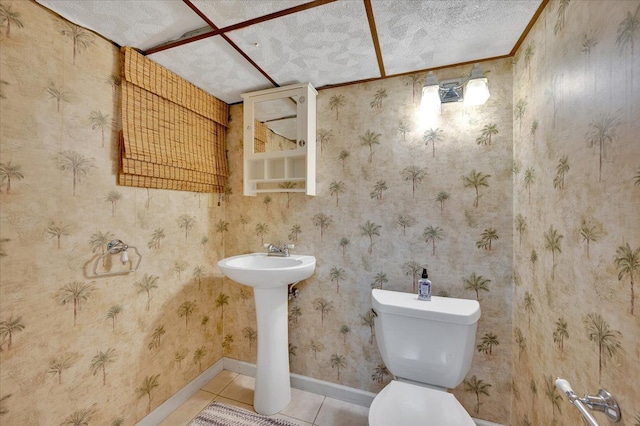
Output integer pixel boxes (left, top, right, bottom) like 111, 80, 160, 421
225, 41, 515, 426
0, 1, 638, 425
0, 1, 224, 423
224, 1, 638, 425
511, 1, 640, 425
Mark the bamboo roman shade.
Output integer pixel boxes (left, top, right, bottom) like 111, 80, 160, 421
254, 120, 267, 153
119, 46, 229, 193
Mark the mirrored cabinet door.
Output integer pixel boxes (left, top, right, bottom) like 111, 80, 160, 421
241, 83, 317, 196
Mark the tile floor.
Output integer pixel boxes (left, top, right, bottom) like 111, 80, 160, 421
159, 370, 370, 426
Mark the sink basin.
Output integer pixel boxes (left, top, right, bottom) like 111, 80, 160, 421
217, 252, 316, 415
218, 253, 315, 288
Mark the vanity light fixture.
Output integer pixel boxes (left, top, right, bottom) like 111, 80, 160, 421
464, 64, 490, 106
420, 63, 490, 112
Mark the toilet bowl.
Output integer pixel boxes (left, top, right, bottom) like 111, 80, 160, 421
368, 380, 475, 426
369, 289, 481, 426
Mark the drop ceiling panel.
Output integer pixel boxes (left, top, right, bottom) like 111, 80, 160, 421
191, 0, 312, 28
35, 0, 544, 105
148, 36, 272, 104
35, 0, 208, 51
225, 0, 380, 89
371, 0, 542, 76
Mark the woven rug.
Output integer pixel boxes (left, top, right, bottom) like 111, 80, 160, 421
188, 402, 299, 426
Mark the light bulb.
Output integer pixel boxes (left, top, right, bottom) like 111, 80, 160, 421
420, 71, 441, 114
464, 64, 490, 106
420, 85, 441, 113
464, 78, 490, 106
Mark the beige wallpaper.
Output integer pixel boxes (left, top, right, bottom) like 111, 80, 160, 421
0, 1, 225, 424
511, 0, 640, 425
3, 1, 638, 425
224, 59, 515, 423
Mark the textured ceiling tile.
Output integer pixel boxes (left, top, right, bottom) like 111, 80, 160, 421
148, 36, 273, 104
371, 0, 542, 75
191, 0, 311, 28
35, 0, 207, 50
226, 1, 380, 88
35, 0, 543, 104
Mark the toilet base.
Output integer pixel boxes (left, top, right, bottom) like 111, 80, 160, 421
368, 380, 475, 426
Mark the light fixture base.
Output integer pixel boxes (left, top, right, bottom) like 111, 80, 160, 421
439, 79, 464, 103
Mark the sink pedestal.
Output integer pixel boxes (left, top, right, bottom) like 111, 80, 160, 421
217, 253, 315, 415
253, 286, 291, 415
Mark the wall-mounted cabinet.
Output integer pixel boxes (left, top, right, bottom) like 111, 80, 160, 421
241, 83, 317, 196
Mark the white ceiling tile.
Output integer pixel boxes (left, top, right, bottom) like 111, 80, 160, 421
371, 0, 542, 75
148, 36, 273, 104
191, 0, 311, 28
226, 0, 380, 88
35, 0, 208, 51
36, 0, 543, 104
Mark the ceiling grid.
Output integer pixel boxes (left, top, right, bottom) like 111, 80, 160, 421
36, 0, 545, 104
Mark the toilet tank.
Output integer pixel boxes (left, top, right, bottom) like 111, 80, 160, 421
371, 289, 480, 389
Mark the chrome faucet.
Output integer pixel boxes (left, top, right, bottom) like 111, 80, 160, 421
264, 241, 294, 257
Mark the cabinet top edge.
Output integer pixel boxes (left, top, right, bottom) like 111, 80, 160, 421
241, 82, 317, 99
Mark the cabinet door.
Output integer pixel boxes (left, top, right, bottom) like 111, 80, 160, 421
242, 83, 316, 196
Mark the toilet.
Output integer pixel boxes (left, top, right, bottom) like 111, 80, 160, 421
369, 289, 481, 426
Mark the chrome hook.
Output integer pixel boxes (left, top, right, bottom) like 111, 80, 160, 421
107, 239, 127, 254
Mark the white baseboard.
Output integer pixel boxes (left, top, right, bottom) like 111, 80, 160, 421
135, 359, 224, 426
221, 359, 505, 425
290, 372, 376, 408
222, 358, 376, 408
138, 357, 504, 426
222, 357, 256, 377
472, 418, 504, 426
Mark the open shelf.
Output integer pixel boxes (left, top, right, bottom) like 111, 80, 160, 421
287, 156, 306, 179
251, 180, 307, 193
246, 155, 306, 182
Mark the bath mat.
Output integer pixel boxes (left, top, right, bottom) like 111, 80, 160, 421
188, 402, 299, 426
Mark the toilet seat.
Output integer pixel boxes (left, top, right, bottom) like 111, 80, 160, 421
368, 380, 475, 426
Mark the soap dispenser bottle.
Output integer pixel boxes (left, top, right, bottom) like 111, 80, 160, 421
418, 268, 431, 301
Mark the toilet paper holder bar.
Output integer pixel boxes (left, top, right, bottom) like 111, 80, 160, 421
555, 378, 621, 425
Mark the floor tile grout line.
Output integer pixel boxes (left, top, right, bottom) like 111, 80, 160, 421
215, 374, 256, 407
278, 394, 324, 425
210, 372, 243, 402
183, 392, 217, 426
218, 372, 241, 395
310, 396, 325, 426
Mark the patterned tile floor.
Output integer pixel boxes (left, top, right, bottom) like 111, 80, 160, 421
159, 370, 369, 426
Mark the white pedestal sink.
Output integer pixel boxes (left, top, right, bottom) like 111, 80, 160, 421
218, 253, 316, 415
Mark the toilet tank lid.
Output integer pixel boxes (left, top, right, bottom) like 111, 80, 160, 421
372, 289, 480, 325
